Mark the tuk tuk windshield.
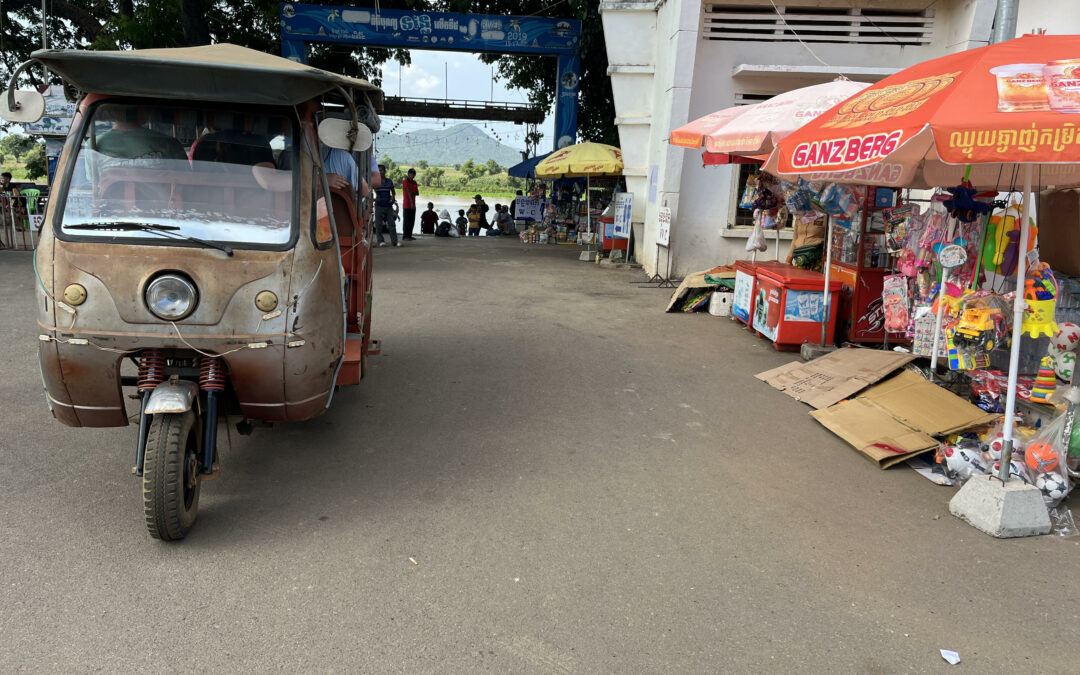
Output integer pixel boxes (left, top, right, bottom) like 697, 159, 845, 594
59, 102, 296, 247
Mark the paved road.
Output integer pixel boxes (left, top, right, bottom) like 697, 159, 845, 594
1, 240, 1076, 673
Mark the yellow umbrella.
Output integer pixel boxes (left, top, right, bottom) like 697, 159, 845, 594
535, 142, 623, 249
534, 142, 623, 178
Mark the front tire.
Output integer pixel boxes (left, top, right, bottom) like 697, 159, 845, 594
142, 410, 201, 540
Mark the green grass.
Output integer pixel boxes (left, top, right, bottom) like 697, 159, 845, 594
1, 163, 30, 180
408, 165, 520, 200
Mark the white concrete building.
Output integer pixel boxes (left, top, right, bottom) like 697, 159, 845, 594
600, 0, 1079, 277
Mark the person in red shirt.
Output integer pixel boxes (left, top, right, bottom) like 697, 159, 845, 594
401, 168, 420, 241
419, 201, 439, 235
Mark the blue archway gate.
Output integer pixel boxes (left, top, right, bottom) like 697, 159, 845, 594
280, 3, 581, 149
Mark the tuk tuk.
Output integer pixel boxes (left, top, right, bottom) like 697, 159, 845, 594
1, 44, 384, 540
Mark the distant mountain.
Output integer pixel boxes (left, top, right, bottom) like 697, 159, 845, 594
373, 123, 524, 168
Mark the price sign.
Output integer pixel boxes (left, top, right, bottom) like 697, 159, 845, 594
657, 206, 671, 247
613, 192, 632, 239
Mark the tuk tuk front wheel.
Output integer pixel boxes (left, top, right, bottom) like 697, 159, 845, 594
142, 410, 201, 541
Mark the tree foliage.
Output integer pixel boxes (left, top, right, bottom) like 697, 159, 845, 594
484, 159, 503, 175
24, 142, 47, 179
0, 134, 37, 161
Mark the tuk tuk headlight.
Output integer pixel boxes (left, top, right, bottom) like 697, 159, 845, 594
146, 274, 198, 321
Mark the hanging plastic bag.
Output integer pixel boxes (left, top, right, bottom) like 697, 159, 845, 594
746, 210, 767, 252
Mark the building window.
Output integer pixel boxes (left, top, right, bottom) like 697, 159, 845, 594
704, 4, 934, 46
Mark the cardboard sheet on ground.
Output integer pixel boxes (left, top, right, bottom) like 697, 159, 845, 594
755, 348, 916, 409
665, 265, 736, 312
810, 370, 998, 468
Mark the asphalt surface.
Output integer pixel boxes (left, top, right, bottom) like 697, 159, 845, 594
1, 239, 1077, 673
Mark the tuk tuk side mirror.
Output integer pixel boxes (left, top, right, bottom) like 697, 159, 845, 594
2, 89, 46, 124
2, 60, 47, 124
318, 117, 373, 153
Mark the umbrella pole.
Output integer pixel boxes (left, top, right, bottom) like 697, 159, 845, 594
820, 215, 833, 345
775, 211, 780, 262
587, 175, 592, 253
929, 215, 959, 378
997, 163, 1034, 482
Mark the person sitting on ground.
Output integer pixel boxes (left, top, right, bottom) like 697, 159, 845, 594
455, 209, 468, 237
467, 204, 482, 237
435, 209, 453, 237
496, 203, 514, 234
420, 201, 439, 235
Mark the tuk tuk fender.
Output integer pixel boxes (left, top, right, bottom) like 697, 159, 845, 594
145, 378, 200, 415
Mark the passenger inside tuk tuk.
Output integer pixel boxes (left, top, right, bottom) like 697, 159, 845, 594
64, 101, 296, 247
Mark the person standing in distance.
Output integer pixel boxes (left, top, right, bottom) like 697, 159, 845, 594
373, 164, 400, 247
401, 168, 420, 241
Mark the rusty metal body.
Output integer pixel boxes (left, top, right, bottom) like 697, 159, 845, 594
8, 44, 382, 539
36, 96, 368, 428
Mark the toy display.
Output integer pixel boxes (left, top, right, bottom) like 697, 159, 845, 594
1030, 356, 1058, 404
1050, 322, 1080, 382
1022, 263, 1059, 338
882, 275, 910, 333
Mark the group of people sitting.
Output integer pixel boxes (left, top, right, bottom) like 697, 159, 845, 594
369, 187, 519, 241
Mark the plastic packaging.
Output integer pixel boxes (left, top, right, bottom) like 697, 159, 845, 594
882, 275, 910, 333
746, 212, 767, 253
1020, 411, 1073, 507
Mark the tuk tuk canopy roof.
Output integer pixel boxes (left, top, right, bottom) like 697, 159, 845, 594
31, 44, 382, 107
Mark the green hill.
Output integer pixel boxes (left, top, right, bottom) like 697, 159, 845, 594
374, 123, 523, 168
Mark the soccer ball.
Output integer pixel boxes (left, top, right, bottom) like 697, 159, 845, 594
1025, 442, 1060, 474
944, 444, 989, 480
1034, 471, 1070, 502
993, 459, 1029, 484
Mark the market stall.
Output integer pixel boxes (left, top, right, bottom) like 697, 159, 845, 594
532, 142, 623, 252
762, 33, 1080, 535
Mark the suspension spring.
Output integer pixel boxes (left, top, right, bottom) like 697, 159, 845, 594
137, 350, 167, 391
199, 356, 226, 392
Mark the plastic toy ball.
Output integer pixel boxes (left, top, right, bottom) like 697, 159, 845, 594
1034, 471, 1069, 502
1051, 322, 1080, 352
944, 445, 989, 480
993, 459, 1029, 484
1024, 442, 1060, 474
983, 432, 1006, 461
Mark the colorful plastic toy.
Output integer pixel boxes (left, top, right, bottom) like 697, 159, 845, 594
1030, 356, 1057, 403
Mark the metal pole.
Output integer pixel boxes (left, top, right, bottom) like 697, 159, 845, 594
992, 0, 1019, 44
41, 0, 47, 50
820, 215, 834, 345
929, 215, 959, 377
997, 163, 1033, 481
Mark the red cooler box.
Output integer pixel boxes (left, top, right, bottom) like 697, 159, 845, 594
601, 216, 628, 252
732, 260, 794, 328
752, 267, 842, 350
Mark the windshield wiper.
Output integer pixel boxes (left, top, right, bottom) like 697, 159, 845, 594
67, 222, 234, 256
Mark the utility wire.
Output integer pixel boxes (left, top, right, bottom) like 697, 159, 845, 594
766, 0, 846, 77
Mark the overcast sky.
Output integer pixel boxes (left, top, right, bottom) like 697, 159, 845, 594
377, 48, 556, 154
